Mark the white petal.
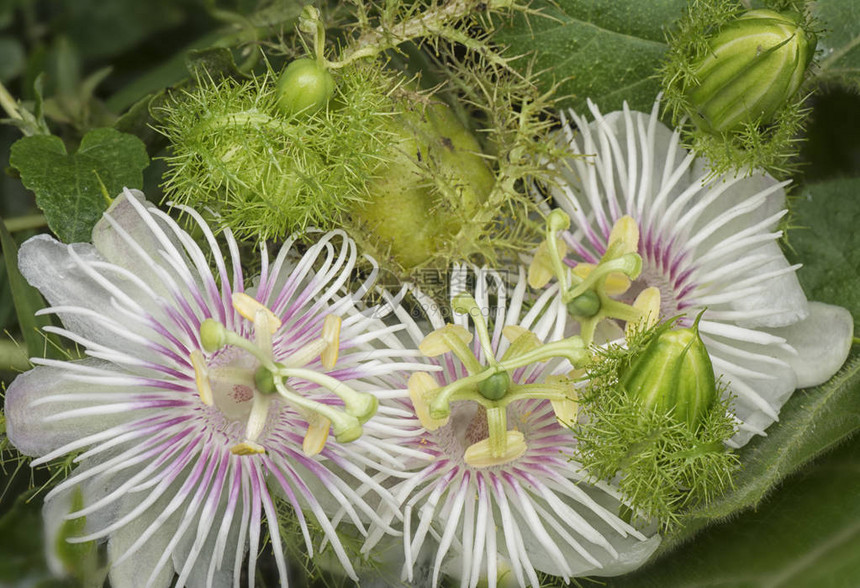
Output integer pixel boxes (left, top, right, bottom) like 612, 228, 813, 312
107, 491, 179, 588
722, 242, 808, 328
92, 189, 187, 292
764, 301, 854, 388
5, 360, 136, 457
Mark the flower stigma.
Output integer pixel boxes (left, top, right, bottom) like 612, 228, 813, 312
529, 210, 661, 345
409, 292, 589, 468
193, 294, 378, 457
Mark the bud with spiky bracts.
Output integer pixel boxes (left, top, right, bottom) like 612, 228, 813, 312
661, 1, 819, 176
574, 318, 740, 529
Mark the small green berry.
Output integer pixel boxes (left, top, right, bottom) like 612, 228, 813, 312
567, 291, 601, 318
275, 58, 335, 116
478, 371, 511, 401
254, 365, 278, 395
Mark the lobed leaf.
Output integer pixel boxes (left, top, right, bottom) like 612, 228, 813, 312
9, 128, 149, 243
494, 0, 686, 112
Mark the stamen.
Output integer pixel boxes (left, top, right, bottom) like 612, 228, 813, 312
321, 315, 342, 369
500, 326, 541, 362
420, 324, 473, 356
486, 406, 508, 458
408, 372, 449, 430
303, 415, 332, 456
283, 339, 327, 369
452, 294, 497, 366
463, 431, 527, 468
566, 254, 642, 301
528, 237, 568, 289
190, 349, 214, 406
420, 324, 481, 374
627, 286, 662, 336
230, 440, 266, 455
572, 264, 631, 295
606, 215, 639, 257
545, 375, 578, 425
254, 308, 273, 357
244, 393, 272, 442
232, 292, 282, 331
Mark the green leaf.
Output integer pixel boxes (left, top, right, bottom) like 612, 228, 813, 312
0, 218, 57, 359
9, 128, 149, 243
185, 46, 245, 79
788, 177, 860, 333
494, 0, 686, 112
604, 434, 860, 587
815, 0, 860, 90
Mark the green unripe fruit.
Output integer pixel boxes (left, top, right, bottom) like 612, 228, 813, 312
350, 98, 494, 270
567, 291, 601, 318
254, 365, 278, 396
276, 58, 335, 116
687, 9, 816, 133
478, 371, 512, 401
621, 323, 717, 431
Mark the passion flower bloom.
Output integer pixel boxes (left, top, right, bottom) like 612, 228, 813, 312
544, 100, 853, 447
5, 189, 416, 588
364, 266, 660, 588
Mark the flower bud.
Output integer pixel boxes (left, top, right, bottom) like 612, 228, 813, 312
275, 58, 335, 116
621, 323, 717, 431
687, 9, 816, 133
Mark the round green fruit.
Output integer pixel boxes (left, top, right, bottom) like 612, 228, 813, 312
351, 97, 495, 271
275, 58, 335, 116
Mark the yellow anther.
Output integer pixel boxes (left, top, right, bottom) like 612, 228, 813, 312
302, 415, 332, 456
502, 325, 530, 342
500, 326, 542, 362
284, 339, 327, 369
463, 431, 527, 468
190, 349, 214, 406
408, 372, 449, 431
572, 263, 631, 295
627, 286, 662, 337
419, 324, 473, 357
230, 440, 266, 455
550, 398, 578, 425
545, 374, 579, 425
232, 292, 282, 331
528, 237, 568, 289
321, 315, 342, 369
607, 215, 640, 256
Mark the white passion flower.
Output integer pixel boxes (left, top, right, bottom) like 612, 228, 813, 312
364, 266, 660, 588
4, 189, 417, 588
541, 100, 853, 447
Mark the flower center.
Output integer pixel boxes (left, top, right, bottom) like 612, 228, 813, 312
529, 210, 663, 345
409, 293, 588, 468
190, 293, 378, 456
206, 345, 258, 423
